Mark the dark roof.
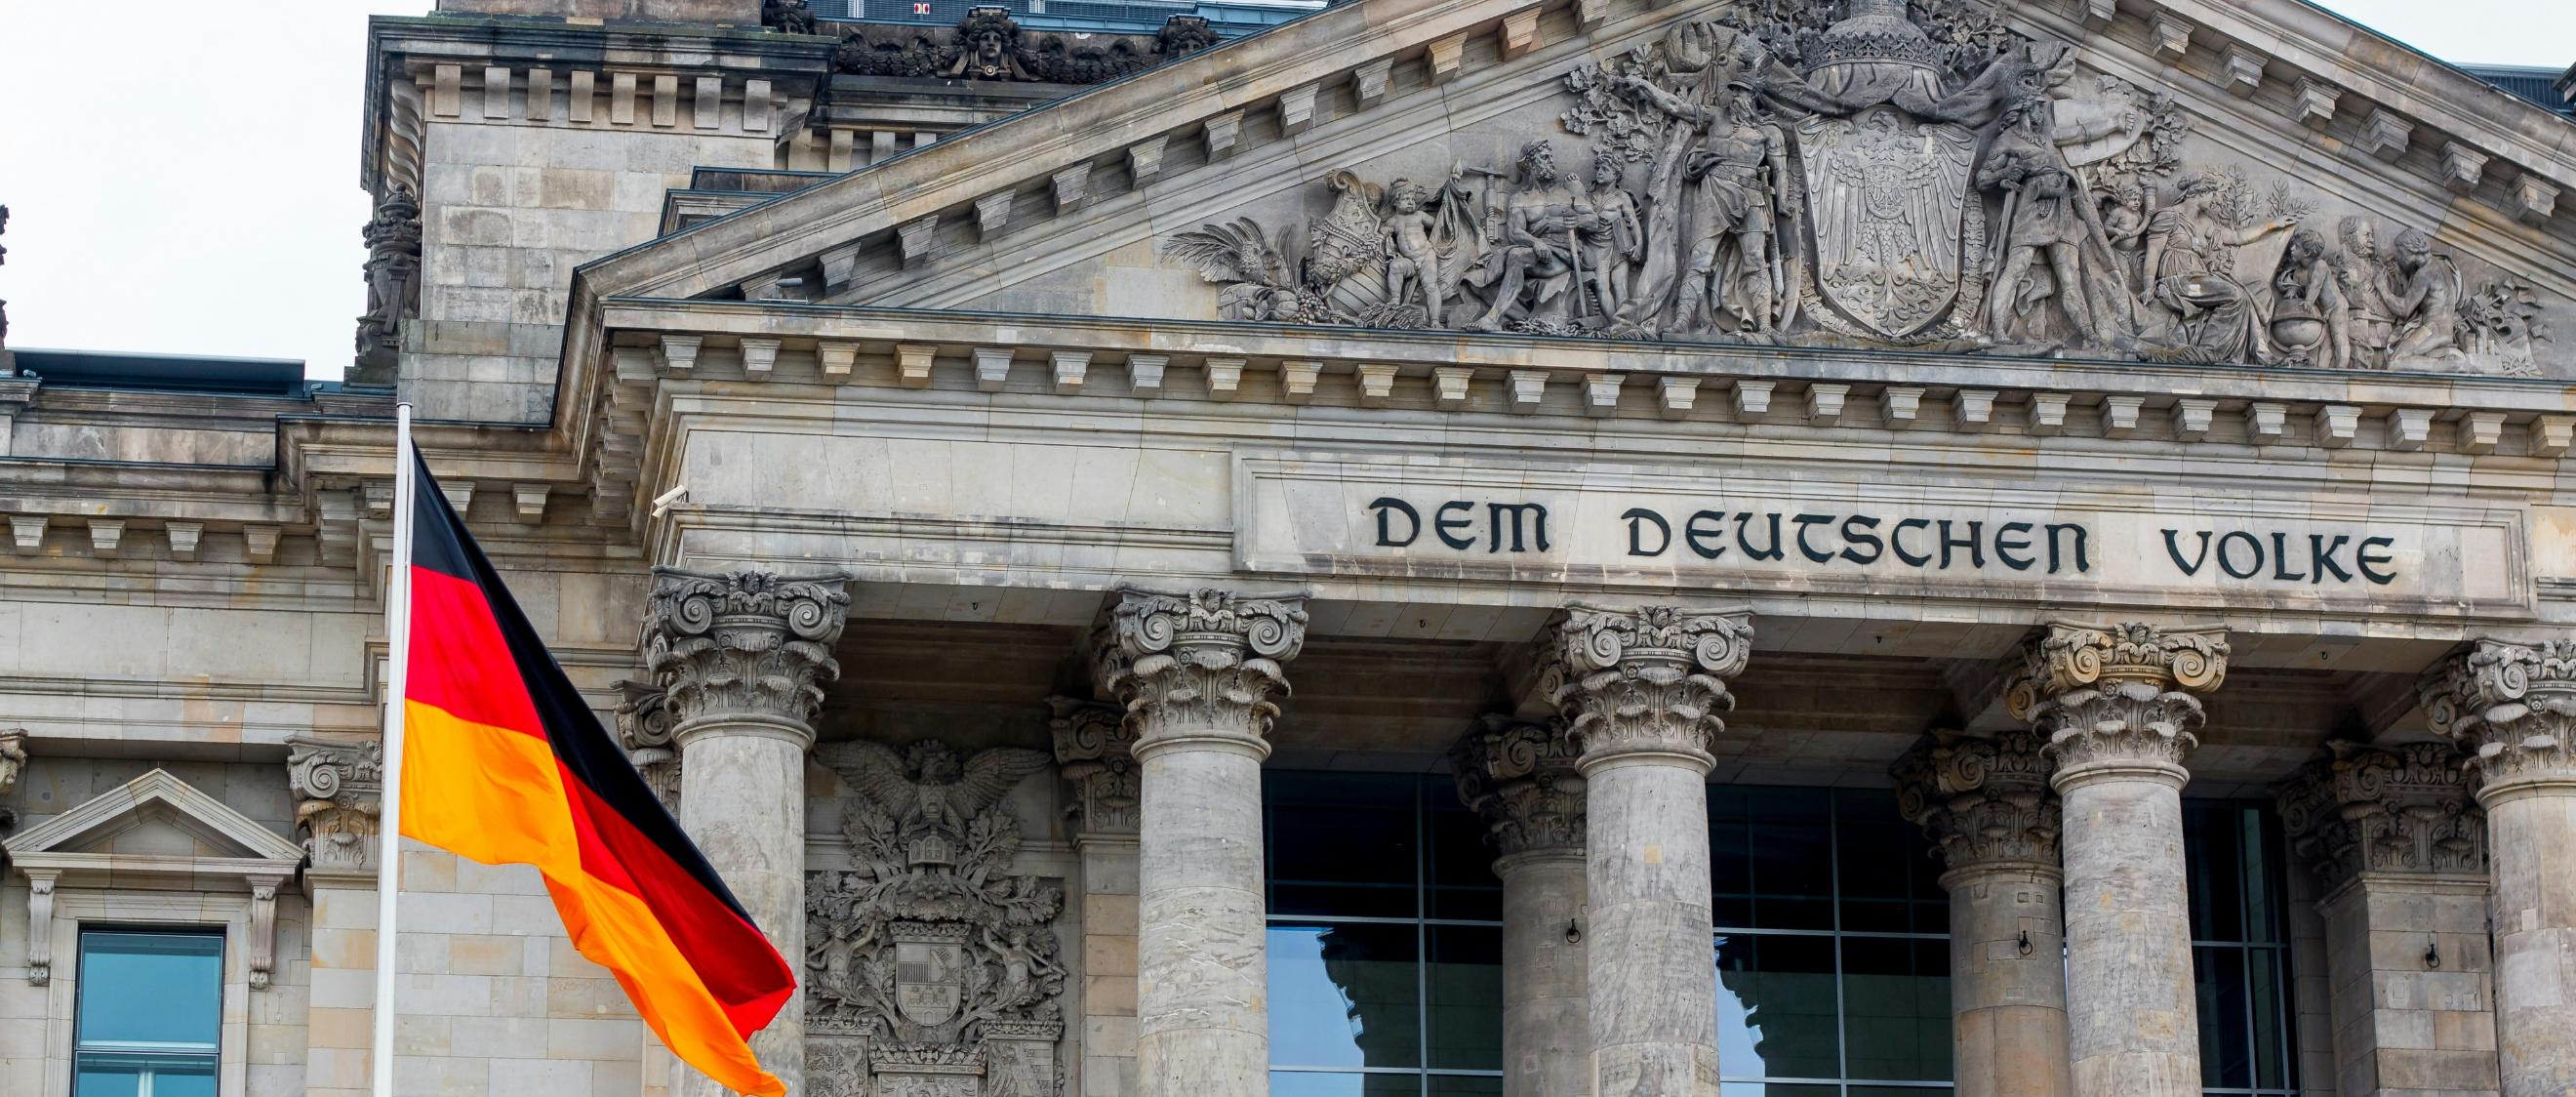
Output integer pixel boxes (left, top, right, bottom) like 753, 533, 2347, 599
2461, 64, 2575, 117
814, 0, 1320, 38
8, 348, 314, 397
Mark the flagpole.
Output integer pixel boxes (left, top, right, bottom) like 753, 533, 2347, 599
371, 403, 416, 1097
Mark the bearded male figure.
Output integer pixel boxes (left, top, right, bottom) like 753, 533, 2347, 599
1464, 142, 1614, 333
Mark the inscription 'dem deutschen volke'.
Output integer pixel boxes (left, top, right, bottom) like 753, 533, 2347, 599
1364, 496, 2402, 585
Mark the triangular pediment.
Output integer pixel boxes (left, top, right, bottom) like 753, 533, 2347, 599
4, 768, 305, 874
580, 0, 2576, 376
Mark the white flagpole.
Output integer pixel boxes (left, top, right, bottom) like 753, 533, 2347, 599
370, 403, 416, 1097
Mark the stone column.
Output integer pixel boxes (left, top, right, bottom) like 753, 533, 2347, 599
2421, 640, 2576, 1097
2006, 622, 2229, 1097
1091, 588, 1307, 1097
644, 568, 850, 1097
1053, 696, 1145, 1097
1538, 604, 1752, 1096
1452, 715, 1590, 1097
2274, 741, 2498, 1097
1891, 729, 2072, 1097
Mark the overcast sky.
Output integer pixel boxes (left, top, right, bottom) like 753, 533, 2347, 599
0, 1, 2568, 382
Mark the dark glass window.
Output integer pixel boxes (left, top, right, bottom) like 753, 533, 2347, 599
2185, 801, 2299, 1096
1267, 772, 1505, 1094
72, 929, 223, 1097
1711, 787, 1953, 1095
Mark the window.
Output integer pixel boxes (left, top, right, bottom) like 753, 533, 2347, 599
2185, 801, 2300, 1096
1710, 786, 1952, 1097
71, 929, 223, 1097
1265, 771, 1505, 1096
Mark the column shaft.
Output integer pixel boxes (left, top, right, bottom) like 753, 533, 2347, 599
1539, 604, 1751, 1097
645, 568, 848, 1097
1093, 589, 1307, 1097
1496, 850, 1588, 1097
2009, 622, 2229, 1097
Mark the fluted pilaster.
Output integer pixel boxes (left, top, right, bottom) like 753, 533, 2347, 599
1539, 604, 1751, 1097
2009, 622, 2228, 1097
644, 567, 849, 1097
1091, 588, 1307, 1097
2421, 640, 2576, 1097
1453, 715, 1589, 1097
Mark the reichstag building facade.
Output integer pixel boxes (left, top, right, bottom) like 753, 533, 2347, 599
1, 0, 2573, 1094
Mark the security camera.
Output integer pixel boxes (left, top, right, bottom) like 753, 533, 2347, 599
649, 484, 689, 518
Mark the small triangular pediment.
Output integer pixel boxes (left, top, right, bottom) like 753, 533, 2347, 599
4, 768, 304, 872
583, 0, 2576, 378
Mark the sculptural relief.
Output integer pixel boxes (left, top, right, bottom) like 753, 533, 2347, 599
1160, 0, 2559, 376
806, 739, 1066, 1097
832, 7, 1208, 86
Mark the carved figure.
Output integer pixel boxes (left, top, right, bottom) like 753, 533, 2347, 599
2266, 227, 2349, 369
1462, 142, 1604, 333
1157, 15, 1219, 57
1382, 179, 1449, 327
1616, 77, 1794, 336
2138, 173, 2298, 362
948, 7, 1031, 80
1578, 153, 1645, 322
1979, 95, 2123, 345
2386, 227, 2465, 365
352, 186, 423, 386
2336, 217, 2400, 368
1164, 219, 1307, 322
2098, 182, 2149, 293
761, 0, 818, 34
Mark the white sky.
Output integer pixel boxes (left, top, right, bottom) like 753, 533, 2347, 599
0, 1, 2568, 383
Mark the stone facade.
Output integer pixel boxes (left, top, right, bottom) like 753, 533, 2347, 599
4, 0, 2576, 1095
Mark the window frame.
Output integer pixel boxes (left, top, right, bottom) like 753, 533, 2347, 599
70, 925, 228, 1097
34, 891, 267, 1097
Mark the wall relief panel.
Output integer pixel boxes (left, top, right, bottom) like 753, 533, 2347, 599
1160, 0, 2558, 376
806, 739, 1067, 1097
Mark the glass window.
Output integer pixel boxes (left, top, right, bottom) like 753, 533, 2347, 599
1267, 772, 1505, 1095
73, 929, 223, 1097
1711, 787, 1952, 1096
2185, 802, 2299, 1096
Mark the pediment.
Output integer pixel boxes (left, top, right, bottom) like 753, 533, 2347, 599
4, 768, 305, 875
581, 0, 2576, 378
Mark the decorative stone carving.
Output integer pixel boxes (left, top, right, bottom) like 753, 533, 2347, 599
0, 727, 23, 829
641, 567, 849, 730
2006, 622, 2229, 776
831, 8, 1213, 85
23, 870, 53, 984
614, 680, 681, 813
0, 203, 11, 354
1890, 728, 2061, 872
1089, 588, 1307, 752
1047, 697, 1136, 835
805, 738, 1066, 1097
1450, 714, 1587, 856
1537, 604, 1753, 765
761, 0, 817, 34
2419, 640, 2576, 793
351, 185, 421, 387
2272, 741, 2484, 893
285, 734, 383, 873
1155, 1, 2562, 375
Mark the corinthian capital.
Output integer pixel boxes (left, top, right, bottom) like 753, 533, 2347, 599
2005, 622, 2229, 785
1890, 729, 2060, 875
2273, 741, 2484, 893
615, 680, 682, 814
1451, 715, 1586, 858
1538, 603, 1752, 770
2419, 639, 2576, 798
285, 734, 383, 874
642, 567, 849, 734
1050, 697, 1139, 834
1089, 588, 1307, 757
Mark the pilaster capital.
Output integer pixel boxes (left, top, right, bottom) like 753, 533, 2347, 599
614, 679, 683, 813
2005, 622, 2229, 789
2272, 741, 2483, 893
1049, 696, 1139, 835
2418, 638, 2576, 800
1890, 729, 2060, 874
1451, 715, 1587, 857
1537, 603, 1752, 771
642, 567, 849, 735
1088, 587, 1308, 759
0, 727, 23, 795
285, 733, 383, 874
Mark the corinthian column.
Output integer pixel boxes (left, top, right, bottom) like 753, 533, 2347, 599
1891, 730, 2071, 1097
643, 567, 850, 1097
1539, 604, 1751, 1097
2274, 741, 2497, 1097
2006, 622, 2229, 1097
1452, 715, 1590, 1097
1090, 588, 1307, 1097
2421, 640, 2576, 1097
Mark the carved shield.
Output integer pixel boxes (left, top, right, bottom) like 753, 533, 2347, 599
894, 937, 966, 1027
1795, 105, 1978, 339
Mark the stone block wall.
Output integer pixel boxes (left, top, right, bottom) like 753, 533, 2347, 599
2320, 875, 2500, 1097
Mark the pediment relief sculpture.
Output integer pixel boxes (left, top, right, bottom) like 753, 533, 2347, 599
806, 738, 1067, 1097
1161, 0, 2559, 377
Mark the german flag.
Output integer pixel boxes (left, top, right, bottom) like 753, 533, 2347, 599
395, 452, 794, 1095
